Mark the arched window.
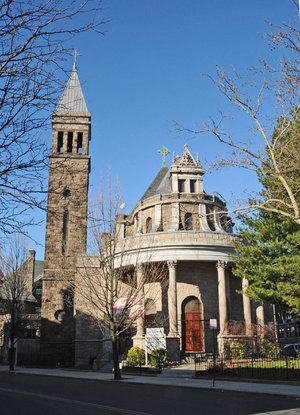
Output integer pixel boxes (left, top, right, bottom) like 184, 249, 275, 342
146, 217, 152, 233
62, 210, 69, 255
145, 299, 156, 316
185, 212, 193, 230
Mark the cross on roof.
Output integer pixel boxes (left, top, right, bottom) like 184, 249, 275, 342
158, 146, 170, 167
73, 49, 81, 69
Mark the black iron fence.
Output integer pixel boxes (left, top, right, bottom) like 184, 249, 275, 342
194, 353, 300, 381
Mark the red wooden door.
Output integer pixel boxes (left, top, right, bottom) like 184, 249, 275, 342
185, 312, 203, 352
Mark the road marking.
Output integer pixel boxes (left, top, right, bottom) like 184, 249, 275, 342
0, 386, 154, 415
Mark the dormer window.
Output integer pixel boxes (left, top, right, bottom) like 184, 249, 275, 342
178, 179, 185, 193
146, 217, 152, 233
190, 180, 196, 193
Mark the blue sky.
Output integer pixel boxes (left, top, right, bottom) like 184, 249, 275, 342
31, 0, 298, 258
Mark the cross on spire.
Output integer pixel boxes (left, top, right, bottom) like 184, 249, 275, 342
73, 49, 80, 70
158, 146, 170, 167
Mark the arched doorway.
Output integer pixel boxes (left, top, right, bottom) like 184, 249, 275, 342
182, 297, 203, 352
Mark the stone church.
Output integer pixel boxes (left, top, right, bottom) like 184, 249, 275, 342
40, 64, 265, 367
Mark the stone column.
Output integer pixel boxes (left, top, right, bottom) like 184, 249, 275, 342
167, 260, 178, 336
135, 263, 144, 338
171, 174, 178, 193
217, 260, 228, 335
242, 278, 252, 335
166, 260, 180, 361
63, 131, 68, 153
256, 303, 265, 337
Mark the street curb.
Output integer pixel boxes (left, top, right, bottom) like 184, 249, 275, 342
0, 367, 299, 398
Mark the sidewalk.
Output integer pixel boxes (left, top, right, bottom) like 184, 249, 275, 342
0, 364, 299, 398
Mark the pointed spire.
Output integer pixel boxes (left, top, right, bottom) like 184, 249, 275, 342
56, 53, 88, 113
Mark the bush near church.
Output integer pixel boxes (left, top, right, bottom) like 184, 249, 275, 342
229, 342, 246, 359
126, 347, 145, 366
260, 339, 280, 358
149, 348, 169, 368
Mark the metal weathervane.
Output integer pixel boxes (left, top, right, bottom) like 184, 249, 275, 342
158, 146, 170, 167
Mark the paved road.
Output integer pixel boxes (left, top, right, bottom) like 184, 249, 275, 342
0, 372, 299, 415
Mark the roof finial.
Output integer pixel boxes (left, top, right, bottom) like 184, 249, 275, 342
158, 146, 170, 167
73, 49, 80, 70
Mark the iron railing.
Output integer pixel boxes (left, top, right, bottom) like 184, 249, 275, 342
194, 352, 300, 380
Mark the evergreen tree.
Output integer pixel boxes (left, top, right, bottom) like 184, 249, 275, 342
233, 213, 300, 312
233, 110, 300, 312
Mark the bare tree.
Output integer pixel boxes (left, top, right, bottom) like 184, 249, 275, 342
178, 10, 300, 224
0, 0, 106, 235
0, 237, 35, 370
74, 180, 167, 380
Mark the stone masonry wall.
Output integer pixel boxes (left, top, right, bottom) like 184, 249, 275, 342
41, 112, 90, 366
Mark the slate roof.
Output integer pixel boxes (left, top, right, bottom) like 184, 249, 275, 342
140, 167, 171, 201
34, 260, 44, 283
56, 65, 89, 113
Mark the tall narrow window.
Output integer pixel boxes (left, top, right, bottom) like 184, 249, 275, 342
146, 217, 152, 233
190, 180, 196, 193
185, 212, 193, 230
67, 132, 73, 153
178, 179, 185, 193
62, 210, 69, 255
77, 132, 83, 154
57, 132, 63, 153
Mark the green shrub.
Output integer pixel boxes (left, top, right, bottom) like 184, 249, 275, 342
127, 347, 145, 366
229, 342, 246, 359
149, 348, 169, 368
260, 340, 280, 358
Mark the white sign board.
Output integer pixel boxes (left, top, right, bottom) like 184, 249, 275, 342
209, 319, 218, 330
145, 328, 166, 352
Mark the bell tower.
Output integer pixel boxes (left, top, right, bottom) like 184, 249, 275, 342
41, 61, 91, 365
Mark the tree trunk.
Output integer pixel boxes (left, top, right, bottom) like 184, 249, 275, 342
9, 319, 16, 371
112, 333, 121, 380
8, 346, 16, 371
